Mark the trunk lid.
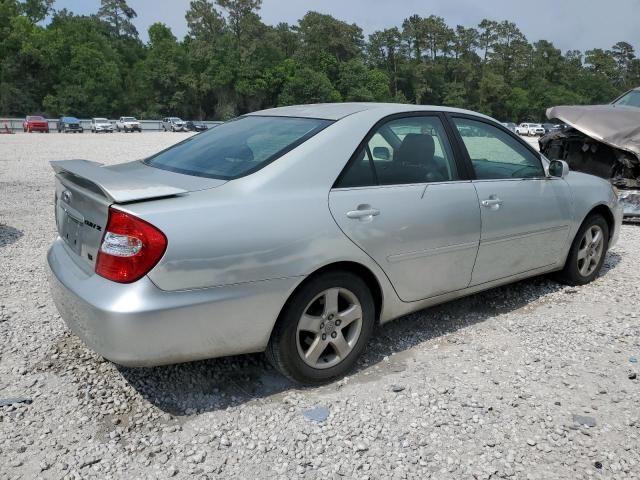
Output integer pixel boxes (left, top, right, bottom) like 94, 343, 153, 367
51, 159, 226, 273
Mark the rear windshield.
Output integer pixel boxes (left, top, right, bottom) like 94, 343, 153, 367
145, 116, 332, 179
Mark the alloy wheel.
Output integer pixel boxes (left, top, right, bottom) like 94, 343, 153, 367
577, 225, 604, 277
296, 287, 363, 369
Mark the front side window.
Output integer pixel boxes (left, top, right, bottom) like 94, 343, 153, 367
146, 116, 332, 179
336, 115, 458, 187
454, 118, 544, 180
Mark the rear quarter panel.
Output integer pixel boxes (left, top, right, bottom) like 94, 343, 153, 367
119, 110, 399, 296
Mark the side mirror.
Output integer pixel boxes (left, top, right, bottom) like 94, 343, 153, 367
548, 159, 569, 178
372, 146, 390, 161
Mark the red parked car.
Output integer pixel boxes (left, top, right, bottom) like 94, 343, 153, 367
23, 116, 49, 133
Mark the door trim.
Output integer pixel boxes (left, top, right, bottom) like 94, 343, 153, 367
387, 241, 479, 263
482, 224, 570, 245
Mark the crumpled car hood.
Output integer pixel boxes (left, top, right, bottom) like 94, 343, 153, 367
547, 104, 640, 159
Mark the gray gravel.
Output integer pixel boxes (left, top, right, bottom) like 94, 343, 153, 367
1, 132, 639, 479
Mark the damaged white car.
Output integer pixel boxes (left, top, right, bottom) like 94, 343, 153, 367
541, 87, 640, 217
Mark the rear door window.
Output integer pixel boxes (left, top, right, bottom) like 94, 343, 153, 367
146, 116, 332, 179
336, 115, 458, 187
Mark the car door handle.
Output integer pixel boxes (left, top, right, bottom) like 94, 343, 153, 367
346, 208, 380, 219
481, 197, 503, 208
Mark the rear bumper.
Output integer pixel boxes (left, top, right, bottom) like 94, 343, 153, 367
47, 238, 299, 367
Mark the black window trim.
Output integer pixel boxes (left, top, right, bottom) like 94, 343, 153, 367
444, 112, 547, 181
333, 111, 472, 189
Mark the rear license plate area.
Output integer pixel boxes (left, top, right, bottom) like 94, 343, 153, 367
60, 208, 83, 255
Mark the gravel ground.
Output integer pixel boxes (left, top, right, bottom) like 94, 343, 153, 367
1, 132, 639, 479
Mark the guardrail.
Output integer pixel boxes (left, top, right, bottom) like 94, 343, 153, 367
0, 118, 222, 133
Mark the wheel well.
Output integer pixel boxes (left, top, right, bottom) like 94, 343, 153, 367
587, 205, 615, 239
280, 262, 383, 324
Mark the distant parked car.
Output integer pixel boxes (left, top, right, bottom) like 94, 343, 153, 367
501, 122, 517, 133
516, 123, 544, 136
185, 120, 208, 132
91, 118, 114, 133
116, 117, 141, 133
529, 124, 546, 136
23, 115, 49, 133
162, 117, 187, 132
57, 117, 83, 133
542, 123, 561, 135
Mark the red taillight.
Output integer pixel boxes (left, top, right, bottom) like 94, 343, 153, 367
95, 208, 167, 283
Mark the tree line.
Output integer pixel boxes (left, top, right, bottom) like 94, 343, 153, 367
1, 0, 639, 122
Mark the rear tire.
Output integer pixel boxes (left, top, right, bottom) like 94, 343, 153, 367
558, 214, 609, 286
266, 271, 375, 385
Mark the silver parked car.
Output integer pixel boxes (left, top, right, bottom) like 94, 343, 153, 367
47, 103, 623, 384
90, 118, 114, 133
162, 117, 187, 132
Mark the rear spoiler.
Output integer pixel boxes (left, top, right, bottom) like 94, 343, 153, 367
50, 160, 187, 203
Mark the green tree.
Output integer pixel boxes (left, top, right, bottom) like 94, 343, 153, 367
279, 67, 340, 105
186, 0, 226, 42
97, 0, 138, 38
20, 0, 54, 22
295, 11, 364, 81
0, 2, 638, 121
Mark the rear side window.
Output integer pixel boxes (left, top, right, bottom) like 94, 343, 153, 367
146, 116, 331, 179
336, 115, 458, 187
454, 118, 544, 180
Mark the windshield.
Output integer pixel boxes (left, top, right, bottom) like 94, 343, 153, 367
613, 89, 640, 107
169, 117, 182, 122
29, 116, 44, 120
95, 118, 108, 122
123, 117, 136, 122
63, 117, 79, 122
145, 116, 332, 180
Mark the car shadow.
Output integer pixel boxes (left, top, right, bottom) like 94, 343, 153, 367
0, 224, 23, 247
118, 251, 622, 416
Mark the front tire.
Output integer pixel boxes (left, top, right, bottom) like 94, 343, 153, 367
266, 271, 375, 385
559, 214, 609, 286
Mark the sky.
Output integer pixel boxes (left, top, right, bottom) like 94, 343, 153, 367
54, 0, 640, 52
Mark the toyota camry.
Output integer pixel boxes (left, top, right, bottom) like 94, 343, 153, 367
47, 103, 623, 384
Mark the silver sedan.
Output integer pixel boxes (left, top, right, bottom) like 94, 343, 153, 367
47, 103, 623, 384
